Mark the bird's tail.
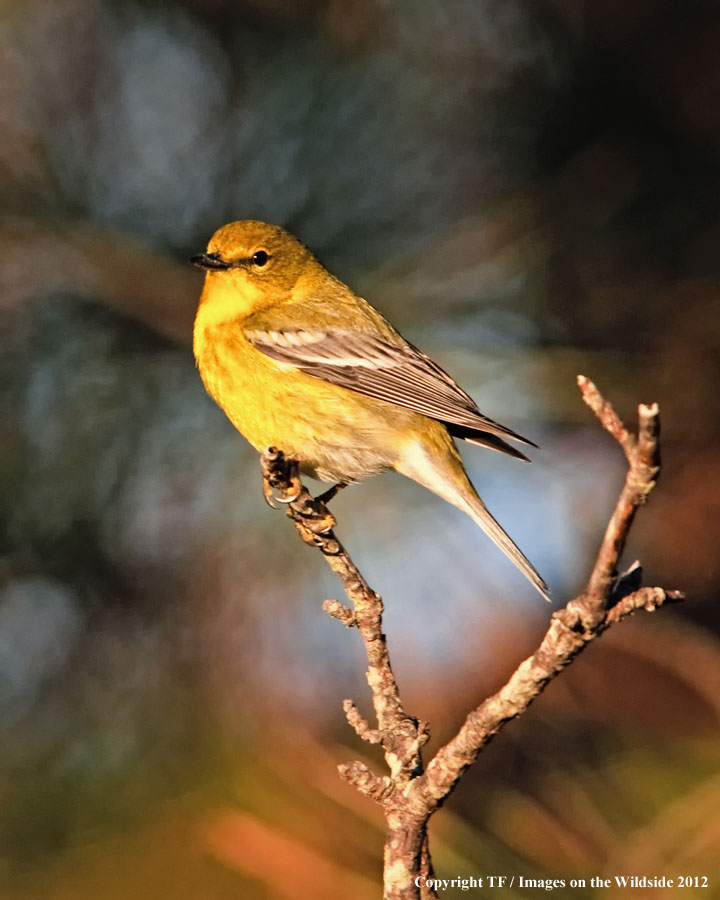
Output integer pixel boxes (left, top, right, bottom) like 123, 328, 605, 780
397, 438, 550, 602
460, 492, 551, 602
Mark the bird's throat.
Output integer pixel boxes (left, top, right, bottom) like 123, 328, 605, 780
195, 273, 264, 329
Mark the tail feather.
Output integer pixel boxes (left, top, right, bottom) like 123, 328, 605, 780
397, 438, 551, 601
462, 495, 551, 602
448, 425, 531, 462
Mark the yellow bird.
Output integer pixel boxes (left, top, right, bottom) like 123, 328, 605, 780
192, 221, 549, 600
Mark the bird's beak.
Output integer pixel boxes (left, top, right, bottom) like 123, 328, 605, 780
190, 252, 232, 270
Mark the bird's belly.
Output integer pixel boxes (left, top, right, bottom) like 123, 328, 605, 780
232, 388, 397, 483
195, 329, 401, 482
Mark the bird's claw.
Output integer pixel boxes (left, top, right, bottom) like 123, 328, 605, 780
263, 479, 280, 509
273, 468, 302, 504
262, 464, 302, 507
260, 450, 337, 543
274, 489, 301, 505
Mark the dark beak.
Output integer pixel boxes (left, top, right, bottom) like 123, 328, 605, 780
190, 252, 232, 270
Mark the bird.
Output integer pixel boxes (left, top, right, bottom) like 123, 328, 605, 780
191, 220, 549, 601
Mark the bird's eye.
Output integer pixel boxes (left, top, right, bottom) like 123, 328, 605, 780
252, 250, 269, 267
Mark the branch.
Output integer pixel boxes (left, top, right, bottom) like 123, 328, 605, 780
260, 448, 429, 783
576, 375, 661, 608
260, 378, 683, 900
412, 376, 678, 810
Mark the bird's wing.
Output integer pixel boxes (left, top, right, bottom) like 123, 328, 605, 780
244, 326, 536, 458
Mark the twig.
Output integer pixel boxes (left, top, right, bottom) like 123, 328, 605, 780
260, 448, 429, 782
576, 375, 661, 607
260, 378, 683, 900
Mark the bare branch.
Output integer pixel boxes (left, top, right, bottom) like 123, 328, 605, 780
338, 761, 394, 802
260, 379, 682, 900
260, 447, 427, 783
344, 699, 383, 744
410, 379, 678, 812
322, 598, 356, 626
578, 377, 661, 609
605, 586, 684, 624
577, 374, 635, 460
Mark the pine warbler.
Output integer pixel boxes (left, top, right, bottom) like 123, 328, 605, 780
192, 221, 549, 600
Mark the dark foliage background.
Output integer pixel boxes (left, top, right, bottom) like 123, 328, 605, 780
1, 1, 719, 897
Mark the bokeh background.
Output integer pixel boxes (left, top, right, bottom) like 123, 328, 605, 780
1, 1, 719, 897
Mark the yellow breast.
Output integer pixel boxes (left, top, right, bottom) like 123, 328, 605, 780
191, 274, 427, 482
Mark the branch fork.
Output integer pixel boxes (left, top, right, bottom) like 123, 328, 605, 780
260, 377, 683, 900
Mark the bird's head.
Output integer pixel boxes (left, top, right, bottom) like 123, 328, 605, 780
192, 220, 319, 319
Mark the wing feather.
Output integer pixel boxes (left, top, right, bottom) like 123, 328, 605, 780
244, 327, 536, 455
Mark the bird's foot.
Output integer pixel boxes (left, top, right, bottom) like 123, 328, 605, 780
261, 450, 302, 506
259, 447, 340, 552
262, 477, 280, 508
272, 471, 302, 504
292, 492, 337, 537
315, 482, 348, 505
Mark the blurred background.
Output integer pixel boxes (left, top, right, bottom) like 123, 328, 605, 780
1, 0, 719, 897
